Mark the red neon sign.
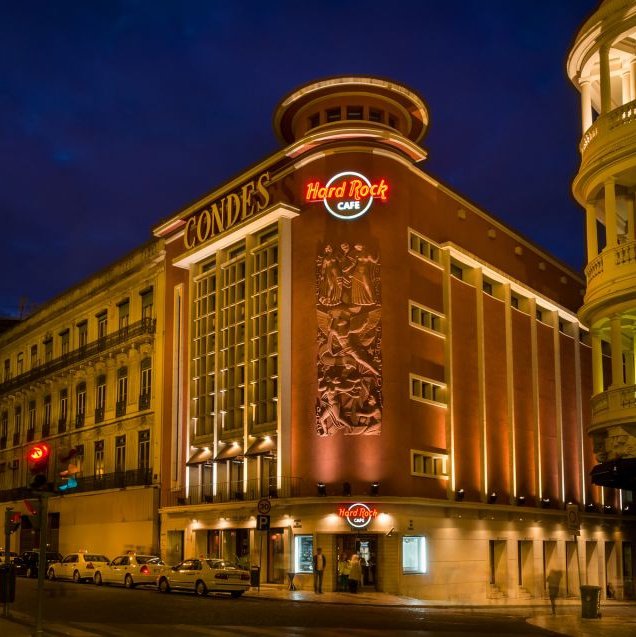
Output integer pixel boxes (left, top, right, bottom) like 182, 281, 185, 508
305, 171, 389, 220
27, 443, 50, 462
338, 502, 379, 529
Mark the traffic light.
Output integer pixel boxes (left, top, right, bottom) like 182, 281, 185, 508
26, 442, 51, 491
4, 510, 21, 534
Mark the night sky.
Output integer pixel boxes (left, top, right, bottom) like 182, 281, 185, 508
0, 0, 599, 317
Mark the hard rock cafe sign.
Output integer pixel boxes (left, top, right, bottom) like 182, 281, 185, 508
305, 171, 389, 220
338, 503, 378, 529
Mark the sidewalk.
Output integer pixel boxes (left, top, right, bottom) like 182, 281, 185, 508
1, 585, 635, 636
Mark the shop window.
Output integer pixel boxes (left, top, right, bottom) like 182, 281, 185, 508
402, 536, 427, 574
294, 535, 314, 574
408, 229, 440, 263
409, 301, 444, 336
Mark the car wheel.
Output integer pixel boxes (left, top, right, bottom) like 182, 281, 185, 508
124, 574, 134, 589
158, 578, 170, 593
73, 570, 81, 583
47, 568, 55, 581
194, 580, 208, 596
94, 572, 102, 586
230, 590, 244, 598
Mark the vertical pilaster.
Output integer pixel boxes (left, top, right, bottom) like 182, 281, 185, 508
474, 269, 487, 499
528, 298, 542, 500
591, 330, 604, 395
441, 249, 455, 495
552, 313, 565, 503
503, 284, 516, 499
580, 80, 593, 133
573, 324, 587, 505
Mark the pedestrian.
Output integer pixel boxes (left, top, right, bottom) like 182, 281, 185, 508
546, 569, 562, 615
313, 547, 326, 594
338, 553, 350, 591
348, 553, 362, 593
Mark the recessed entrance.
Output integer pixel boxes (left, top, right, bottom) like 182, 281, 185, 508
336, 534, 378, 591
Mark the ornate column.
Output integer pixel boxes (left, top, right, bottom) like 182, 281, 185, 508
622, 63, 632, 105
591, 330, 604, 395
585, 202, 599, 261
600, 44, 612, 115
605, 178, 618, 248
610, 314, 624, 388
580, 79, 593, 133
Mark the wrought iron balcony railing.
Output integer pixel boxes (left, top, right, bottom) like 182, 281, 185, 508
116, 401, 127, 417
0, 318, 156, 397
94, 407, 105, 424
166, 476, 301, 507
75, 413, 85, 428
138, 393, 151, 411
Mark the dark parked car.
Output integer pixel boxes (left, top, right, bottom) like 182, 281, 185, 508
14, 551, 63, 578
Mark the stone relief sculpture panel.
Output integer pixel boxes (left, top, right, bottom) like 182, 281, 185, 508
316, 243, 382, 436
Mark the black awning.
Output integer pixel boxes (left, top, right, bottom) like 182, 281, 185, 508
245, 436, 277, 456
186, 448, 213, 466
591, 458, 636, 490
214, 442, 244, 462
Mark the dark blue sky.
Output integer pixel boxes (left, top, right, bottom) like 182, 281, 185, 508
0, 0, 599, 317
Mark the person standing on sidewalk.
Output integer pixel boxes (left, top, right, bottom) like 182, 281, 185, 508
313, 547, 326, 594
348, 553, 362, 593
546, 569, 562, 615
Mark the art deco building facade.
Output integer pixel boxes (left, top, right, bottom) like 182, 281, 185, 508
0, 241, 165, 557
155, 76, 636, 601
568, 0, 636, 492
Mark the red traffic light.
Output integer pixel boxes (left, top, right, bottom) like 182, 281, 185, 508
27, 443, 50, 463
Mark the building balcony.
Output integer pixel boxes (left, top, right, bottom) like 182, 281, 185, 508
166, 476, 301, 507
94, 407, 104, 424
589, 384, 636, 463
138, 393, 151, 411
576, 99, 636, 197
0, 318, 156, 398
115, 401, 127, 418
581, 239, 636, 322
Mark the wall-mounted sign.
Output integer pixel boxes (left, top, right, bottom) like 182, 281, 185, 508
338, 502, 379, 529
305, 171, 389, 220
183, 172, 272, 250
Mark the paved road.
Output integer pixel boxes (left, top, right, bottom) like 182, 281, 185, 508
5, 578, 562, 636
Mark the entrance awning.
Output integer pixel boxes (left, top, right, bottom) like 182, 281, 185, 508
214, 441, 244, 462
186, 448, 213, 466
245, 436, 277, 456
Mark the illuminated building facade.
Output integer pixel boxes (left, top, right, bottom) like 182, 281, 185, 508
0, 241, 165, 557
568, 0, 636, 492
156, 76, 636, 601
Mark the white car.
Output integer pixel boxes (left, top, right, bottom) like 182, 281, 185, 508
93, 553, 166, 588
157, 558, 250, 597
47, 552, 110, 583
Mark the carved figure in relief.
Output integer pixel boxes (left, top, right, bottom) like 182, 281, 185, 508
315, 242, 382, 437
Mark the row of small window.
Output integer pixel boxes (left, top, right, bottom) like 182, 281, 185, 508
292, 535, 427, 575
411, 450, 449, 479
1, 288, 153, 382
409, 373, 446, 407
0, 359, 152, 441
307, 106, 399, 131
0, 430, 151, 479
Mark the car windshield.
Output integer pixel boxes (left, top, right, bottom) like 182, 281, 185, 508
85, 554, 109, 562
136, 555, 163, 564
205, 559, 241, 570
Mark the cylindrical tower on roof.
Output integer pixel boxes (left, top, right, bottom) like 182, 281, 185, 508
568, 0, 636, 491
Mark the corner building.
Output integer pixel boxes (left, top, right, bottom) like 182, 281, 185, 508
157, 76, 636, 602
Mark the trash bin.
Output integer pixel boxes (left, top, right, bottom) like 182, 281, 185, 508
580, 585, 601, 619
250, 565, 260, 587
0, 564, 16, 603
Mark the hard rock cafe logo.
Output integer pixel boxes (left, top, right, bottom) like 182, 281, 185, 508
338, 503, 378, 529
305, 171, 389, 220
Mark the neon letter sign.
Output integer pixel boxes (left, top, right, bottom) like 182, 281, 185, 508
305, 171, 389, 220
338, 502, 379, 529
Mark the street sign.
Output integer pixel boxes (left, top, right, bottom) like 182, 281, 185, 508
566, 503, 581, 535
256, 514, 270, 531
257, 498, 271, 515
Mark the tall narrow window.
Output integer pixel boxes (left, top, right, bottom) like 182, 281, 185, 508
95, 374, 106, 423
138, 430, 150, 472
0, 411, 7, 446
44, 339, 53, 363
77, 321, 88, 348
30, 345, 38, 368
139, 358, 152, 410
116, 367, 128, 417
115, 435, 126, 473
60, 330, 70, 355
73, 444, 84, 476
59, 388, 68, 431
43, 395, 51, 436
3, 359, 9, 381
16, 352, 24, 375
27, 400, 36, 441
13, 407, 22, 445
97, 311, 108, 339
118, 299, 129, 330
75, 382, 86, 427
94, 440, 105, 477
141, 288, 154, 321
